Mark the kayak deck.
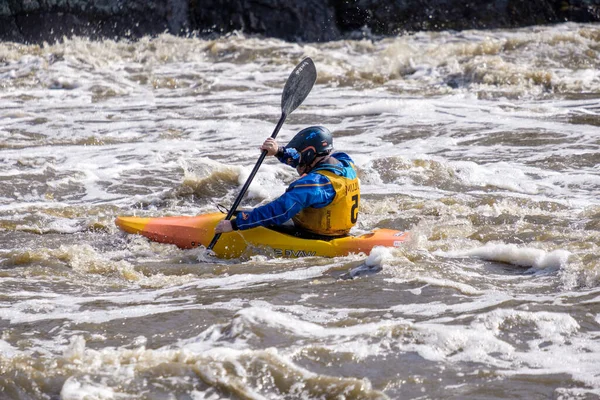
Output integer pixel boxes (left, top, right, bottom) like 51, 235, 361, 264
115, 213, 409, 259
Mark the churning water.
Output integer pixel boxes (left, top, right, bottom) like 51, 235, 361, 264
1, 22, 600, 399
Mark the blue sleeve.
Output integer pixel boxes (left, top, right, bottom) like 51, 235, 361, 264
234, 173, 335, 230
276, 147, 301, 168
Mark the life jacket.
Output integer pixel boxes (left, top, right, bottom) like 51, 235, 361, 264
292, 162, 360, 236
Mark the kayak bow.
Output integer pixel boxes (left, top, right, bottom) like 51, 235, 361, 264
115, 213, 409, 259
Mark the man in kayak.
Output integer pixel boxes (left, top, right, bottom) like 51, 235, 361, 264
214, 126, 360, 238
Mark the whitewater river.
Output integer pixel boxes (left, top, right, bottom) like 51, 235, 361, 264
1, 22, 599, 399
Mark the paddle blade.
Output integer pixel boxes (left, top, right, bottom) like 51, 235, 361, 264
281, 57, 317, 116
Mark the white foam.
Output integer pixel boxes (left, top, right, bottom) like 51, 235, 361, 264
452, 160, 540, 194
314, 98, 435, 118
0, 339, 19, 358
61, 377, 119, 400
439, 243, 571, 270
0, 293, 198, 324
236, 306, 398, 338
191, 265, 332, 291
363, 246, 394, 268
386, 276, 483, 296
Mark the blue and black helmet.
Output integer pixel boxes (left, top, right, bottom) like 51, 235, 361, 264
286, 126, 333, 167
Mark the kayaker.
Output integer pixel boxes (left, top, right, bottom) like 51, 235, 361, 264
214, 126, 360, 238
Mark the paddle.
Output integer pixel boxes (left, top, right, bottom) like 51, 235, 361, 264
207, 57, 317, 251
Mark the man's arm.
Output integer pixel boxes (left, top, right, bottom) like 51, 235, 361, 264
232, 173, 334, 230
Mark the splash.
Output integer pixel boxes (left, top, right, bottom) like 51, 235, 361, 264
440, 243, 571, 270
3, 243, 197, 288
52, 334, 388, 399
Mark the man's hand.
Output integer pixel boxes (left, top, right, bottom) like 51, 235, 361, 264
260, 138, 279, 156
215, 220, 233, 234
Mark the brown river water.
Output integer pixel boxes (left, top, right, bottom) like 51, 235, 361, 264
1, 23, 600, 399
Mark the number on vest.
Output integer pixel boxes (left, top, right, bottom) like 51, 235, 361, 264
350, 194, 359, 223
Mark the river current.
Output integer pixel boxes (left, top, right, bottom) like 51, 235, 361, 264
1, 22, 600, 399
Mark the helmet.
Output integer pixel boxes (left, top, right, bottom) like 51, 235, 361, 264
286, 126, 333, 167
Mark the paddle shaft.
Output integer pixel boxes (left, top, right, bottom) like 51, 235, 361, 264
207, 113, 287, 250
206, 57, 316, 251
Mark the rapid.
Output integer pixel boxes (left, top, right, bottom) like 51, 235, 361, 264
1, 22, 599, 399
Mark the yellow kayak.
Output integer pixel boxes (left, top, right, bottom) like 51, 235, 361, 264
115, 212, 409, 259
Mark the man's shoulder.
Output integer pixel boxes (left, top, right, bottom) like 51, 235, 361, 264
290, 171, 332, 188
332, 152, 354, 164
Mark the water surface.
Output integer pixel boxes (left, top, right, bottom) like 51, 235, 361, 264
1, 23, 600, 399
